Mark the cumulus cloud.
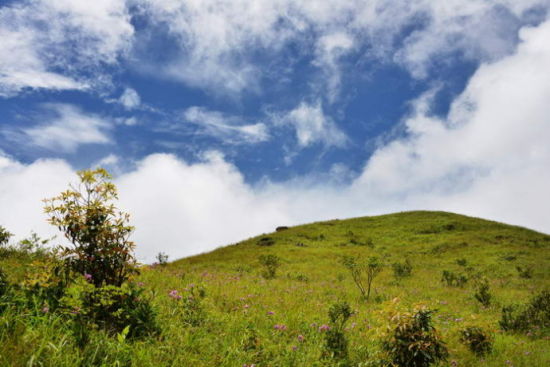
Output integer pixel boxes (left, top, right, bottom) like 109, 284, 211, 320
2, 18, 550, 264
275, 101, 348, 148
4, 104, 112, 153
0, 0, 133, 96
183, 106, 269, 144
118, 88, 141, 110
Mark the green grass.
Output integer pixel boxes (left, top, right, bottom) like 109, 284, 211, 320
1, 210, 549, 366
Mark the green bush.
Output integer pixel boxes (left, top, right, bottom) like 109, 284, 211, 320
392, 259, 413, 279
516, 266, 533, 279
0, 226, 12, 247
382, 306, 448, 367
259, 254, 281, 279
181, 286, 207, 327
500, 290, 550, 336
441, 270, 468, 287
474, 279, 491, 307
62, 281, 159, 339
322, 301, 353, 362
459, 326, 493, 356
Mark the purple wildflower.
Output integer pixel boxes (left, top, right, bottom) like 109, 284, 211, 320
319, 324, 330, 332
297, 334, 305, 342
168, 290, 182, 300
84, 273, 92, 282
274, 324, 287, 331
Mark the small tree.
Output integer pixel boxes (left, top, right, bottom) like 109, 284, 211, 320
341, 255, 381, 301
322, 301, 353, 361
44, 168, 137, 287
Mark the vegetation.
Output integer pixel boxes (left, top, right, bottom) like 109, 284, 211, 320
459, 326, 493, 356
1, 176, 549, 366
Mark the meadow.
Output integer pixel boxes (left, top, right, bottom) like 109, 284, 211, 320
0, 171, 549, 366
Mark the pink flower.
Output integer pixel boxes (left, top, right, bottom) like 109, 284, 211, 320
318, 324, 331, 332
267, 311, 275, 315
168, 290, 182, 300
274, 324, 287, 331
243, 304, 250, 309
292, 345, 298, 351
42, 306, 49, 313
84, 273, 92, 282
297, 334, 305, 342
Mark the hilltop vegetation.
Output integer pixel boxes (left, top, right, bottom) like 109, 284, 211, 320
0, 171, 549, 366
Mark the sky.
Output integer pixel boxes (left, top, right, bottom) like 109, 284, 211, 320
1, 0, 550, 262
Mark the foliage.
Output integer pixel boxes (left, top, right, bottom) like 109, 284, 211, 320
474, 279, 491, 307
392, 259, 413, 279
499, 290, 550, 336
322, 301, 353, 362
441, 270, 468, 287
43, 168, 138, 287
459, 326, 493, 356
0, 266, 8, 298
61, 280, 159, 339
156, 252, 169, 266
455, 258, 468, 267
341, 255, 382, 301
257, 237, 275, 246
382, 305, 448, 367
258, 254, 281, 279
516, 265, 533, 279
180, 285, 207, 327
0, 226, 12, 247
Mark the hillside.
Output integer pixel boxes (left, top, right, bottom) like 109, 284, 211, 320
2, 211, 550, 366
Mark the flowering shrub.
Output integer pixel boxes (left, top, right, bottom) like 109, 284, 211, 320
44, 168, 138, 287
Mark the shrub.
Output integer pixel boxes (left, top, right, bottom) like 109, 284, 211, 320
499, 290, 550, 336
257, 237, 275, 246
474, 279, 491, 307
259, 254, 281, 279
0, 226, 12, 246
382, 306, 448, 367
43, 168, 138, 287
156, 252, 169, 266
392, 259, 413, 279
516, 266, 533, 279
441, 270, 468, 287
456, 258, 468, 267
0, 267, 8, 298
322, 301, 353, 361
459, 326, 493, 356
341, 255, 382, 301
62, 281, 159, 339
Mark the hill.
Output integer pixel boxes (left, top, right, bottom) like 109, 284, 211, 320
1, 211, 549, 366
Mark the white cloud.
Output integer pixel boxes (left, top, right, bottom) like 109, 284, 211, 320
0, 0, 133, 96
8, 104, 112, 152
136, 0, 550, 95
118, 88, 141, 110
183, 106, 269, 144
276, 101, 348, 148
2, 17, 550, 265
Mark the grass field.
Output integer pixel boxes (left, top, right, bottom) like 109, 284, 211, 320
1, 210, 549, 366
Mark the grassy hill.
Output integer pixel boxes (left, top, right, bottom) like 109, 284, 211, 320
1, 211, 550, 366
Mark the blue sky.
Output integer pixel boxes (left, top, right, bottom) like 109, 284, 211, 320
1, 1, 550, 262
